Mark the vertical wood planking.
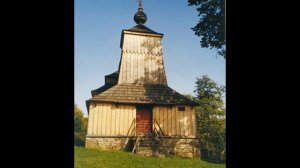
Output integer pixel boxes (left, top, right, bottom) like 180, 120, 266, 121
97, 106, 101, 135
133, 106, 136, 129
161, 107, 164, 132
144, 54, 148, 83
102, 104, 107, 135
124, 106, 130, 134
120, 33, 165, 84
182, 107, 186, 136
165, 107, 168, 135
171, 106, 176, 136
193, 108, 197, 136
120, 105, 124, 135
180, 107, 184, 136
87, 104, 196, 137
185, 107, 190, 136
137, 35, 140, 53
137, 52, 140, 82
153, 107, 157, 129
154, 54, 158, 84
124, 52, 127, 83
140, 52, 144, 83
92, 106, 98, 135
159, 107, 163, 130
184, 107, 187, 136
111, 104, 115, 135
128, 35, 132, 53
124, 105, 128, 135
114, 106, 119, 135
127, 54, 131, 83
132, 106, 135, 133
156, 107, 159, 124
122, 52, 125, 83
131, 53, 134, 83
87, 106, 94, 135
167, 107, 172, 136
105, 104, 111, 135
127, 105, 131, 135
163, 107, 168, 133
176, 106, 180, 135
132, 35, 137, 53
133, 53, 137, 83
162, 107, 165, 133
124, 53, 126, 83
118, 53, 122, 83
98, 105, 103, 135
188, 107, 193, 136
191, 108, 196, 137
159, 56, 164, 84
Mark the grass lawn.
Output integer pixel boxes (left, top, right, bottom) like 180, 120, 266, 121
75, 146, 225, 168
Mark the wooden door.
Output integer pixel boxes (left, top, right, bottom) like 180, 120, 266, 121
136, 107, 152, 133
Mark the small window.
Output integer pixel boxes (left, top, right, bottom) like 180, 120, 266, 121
178, 106, 185, 111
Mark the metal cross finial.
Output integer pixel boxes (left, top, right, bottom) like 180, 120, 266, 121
138, 0, 142, 9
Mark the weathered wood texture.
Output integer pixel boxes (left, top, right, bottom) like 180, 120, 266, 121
118, 33, 167, 85
87, 103, 136, 136
153, 106, 196, 137
87, 104, 196, 138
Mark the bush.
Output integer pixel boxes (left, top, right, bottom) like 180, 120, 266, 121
74, 132, 86, 146
74, 104, 88, 146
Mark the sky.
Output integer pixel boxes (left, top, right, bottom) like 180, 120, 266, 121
75, 0, 225, 116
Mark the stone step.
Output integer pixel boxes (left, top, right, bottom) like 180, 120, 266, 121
136, 152, 155, 156
139, 141, 154, 146
138, 146, 153, 151
140, 137, 154, 140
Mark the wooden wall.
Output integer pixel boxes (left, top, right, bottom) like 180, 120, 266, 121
87, 103, 196, 138
87, 103, 136, 136
153, 106, 196, 137
118, 33, 167, 85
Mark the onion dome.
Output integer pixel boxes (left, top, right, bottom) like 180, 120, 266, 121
134, 1, 147, 25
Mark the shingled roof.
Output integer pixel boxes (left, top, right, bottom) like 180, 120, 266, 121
91, 71, 119, 96
123, 24, 163, 36
87, 84, 198, 106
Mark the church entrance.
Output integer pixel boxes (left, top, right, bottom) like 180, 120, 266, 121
136, 105, 152, 134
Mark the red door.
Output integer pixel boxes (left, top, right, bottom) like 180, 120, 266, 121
136, 107, 152, 134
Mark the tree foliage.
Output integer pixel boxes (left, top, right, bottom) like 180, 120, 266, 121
188, 0, 225, 58
194, 75, 226, 162
74, 104, 88, 146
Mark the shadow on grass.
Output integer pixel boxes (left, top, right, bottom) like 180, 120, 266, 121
201, 157, 225, 164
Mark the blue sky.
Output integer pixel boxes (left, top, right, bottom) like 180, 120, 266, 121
75, 0, 225, 116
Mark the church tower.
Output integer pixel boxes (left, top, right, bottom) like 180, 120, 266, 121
118, 2, 167, 85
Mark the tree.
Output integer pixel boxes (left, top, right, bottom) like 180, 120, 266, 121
74, 104, 88, 146
188, 0, 225, 58
194, 75, 226, 162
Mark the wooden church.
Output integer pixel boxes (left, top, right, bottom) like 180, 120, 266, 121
85, 2, 200, 158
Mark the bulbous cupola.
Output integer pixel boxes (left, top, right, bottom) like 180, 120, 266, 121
134, 1, 147, 24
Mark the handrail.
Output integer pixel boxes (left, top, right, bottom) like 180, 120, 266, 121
153, 119, 165, 137
126, 118, 136, 137
153, 119, 169, 156
121, 118, 136, 150
132, 134, 141, 153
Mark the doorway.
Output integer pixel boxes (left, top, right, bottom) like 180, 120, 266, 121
136, 105, 152, 134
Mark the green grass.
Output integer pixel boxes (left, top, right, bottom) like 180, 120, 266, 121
75, 146, 225, 168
